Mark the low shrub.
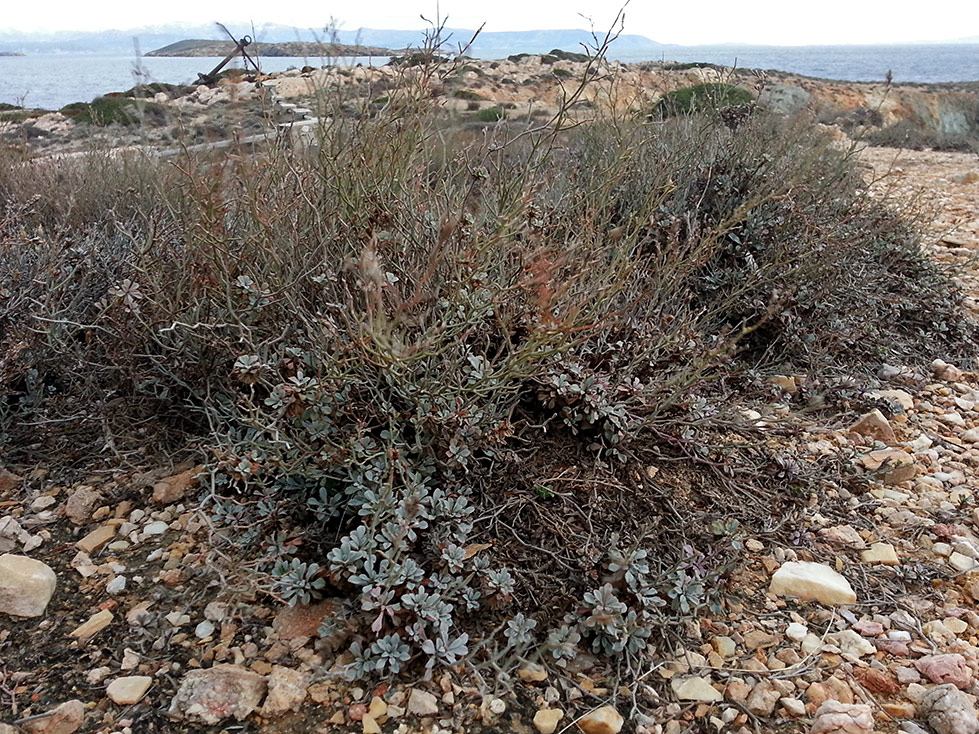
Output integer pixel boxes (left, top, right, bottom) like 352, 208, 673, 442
1, 49, 974, 683
475, 106, 506, 122
60, 96, 167, 126
652, 82, 754, 117
549, 48, 589, 63
451, 89, 483, 101
865, 118, 979, 152
663, 61, 723, 71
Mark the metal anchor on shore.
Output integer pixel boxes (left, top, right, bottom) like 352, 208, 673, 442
197, 23, 261, 85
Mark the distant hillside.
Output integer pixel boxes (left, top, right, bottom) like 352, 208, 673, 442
0, 24, 663, 58
146, 39, 395, 58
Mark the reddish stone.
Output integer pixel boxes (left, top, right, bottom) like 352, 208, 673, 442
852, 620, 885, 636
915, 654, 973, 689
853, 668, 901, 696
875, 639, 910, 657
272, 599, 340, 640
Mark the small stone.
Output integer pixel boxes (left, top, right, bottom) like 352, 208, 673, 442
920, 684, 979, 734
106, 676, 152, 705
168, 664, 267, 724
518, 663, 548, 682
577, 705, 624, 734
829, 629, 876, 657
261, 665, 309, 716
106, 576, 127, 595
945, 617, 969, 635
0, 469, 23, 492
769, 561, 857, 605
487, 697, 506, 714
534, 707, 564, 734
818, 525, 867, 549
70, 609, 114, 640
786, 622, 809, 641
746, 681, 781, 716
712, 636, 737, 658
142, 521, 169, 536
0, 553, 57, 618
76, 524, 116, 554
852, 619, 884, 636
30, 495, 57, 511
195, 620, 216, 638
811, 701, 874, 734
782, 697, 806, 717
859, 449, 917, 484
949, 552, 977, 573
861, 543, 900, 565
671, 676, 723, 702
849, 409, 896, 444
20, 699, 85, 734
853, 667, 900, 695
152, 466, 203, 504
65, 486, 102, 524
915, 654, 973, 689
407, 688, 439, 716
743, 629, 778, 649
165, 611, 190, 626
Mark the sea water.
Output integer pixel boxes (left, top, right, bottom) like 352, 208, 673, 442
1, 44, 977, 111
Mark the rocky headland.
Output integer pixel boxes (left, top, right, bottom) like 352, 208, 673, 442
1, 54, 976, 157
145, 39, 397, 58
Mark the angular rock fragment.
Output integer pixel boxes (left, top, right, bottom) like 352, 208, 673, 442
848, 409, 896, 445
860, 542, 899, 565
671, 676, 722, 702
920, 684, 979, 734
21, 699, 85, 734
0, 553, 57, 618
810, 701, 873, 734
106, 675, 152, 704
577, 706, 624, 734
859, 449, 917, 484
915, 654, 973, 689
260, 665, 309, 716
769, 561, 857, 605
169, 664, 267, 725
534, 708, 564, 734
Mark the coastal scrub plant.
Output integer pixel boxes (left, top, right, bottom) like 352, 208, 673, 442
1, 11, 975, 686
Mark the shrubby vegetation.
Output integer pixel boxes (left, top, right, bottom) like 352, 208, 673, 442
652, 82, 754, 117
60, 95, 168, 126
1, 42, 973, 681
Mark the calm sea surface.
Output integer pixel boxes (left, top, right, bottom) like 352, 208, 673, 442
1, 44, 977, 110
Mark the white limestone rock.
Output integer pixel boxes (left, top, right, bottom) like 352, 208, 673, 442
769, 561, 856, 605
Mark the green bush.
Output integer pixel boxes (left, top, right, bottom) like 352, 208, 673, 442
60, 96, 166, 126
475, 106, 506, 122
552, 68, 573, 79
451, 89, 483, 101
548, 48, 589, 62
652, 82, 754, 117
663, 61, 722, 71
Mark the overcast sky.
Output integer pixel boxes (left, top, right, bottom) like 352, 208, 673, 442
4, 0, 977, 45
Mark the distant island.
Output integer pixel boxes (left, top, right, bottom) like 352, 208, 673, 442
0, 51, 26, 56
146, 39, 396, 58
